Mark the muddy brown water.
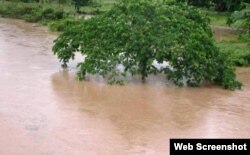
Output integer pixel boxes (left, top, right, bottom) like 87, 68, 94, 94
0, 18, 250, 155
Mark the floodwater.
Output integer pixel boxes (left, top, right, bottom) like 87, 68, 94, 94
0, 18, 250, 155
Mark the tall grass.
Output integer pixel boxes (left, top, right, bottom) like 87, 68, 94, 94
217, 39, 250, 66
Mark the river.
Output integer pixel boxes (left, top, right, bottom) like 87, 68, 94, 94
0, 18, 250, 155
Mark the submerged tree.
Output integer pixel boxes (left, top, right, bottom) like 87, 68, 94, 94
53, 0, 242, 90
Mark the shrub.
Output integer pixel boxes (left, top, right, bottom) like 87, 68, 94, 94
53, 0, 242, 89
42, 8, 64, 20
228, 4, 250, 34
48, 18, 82, 31
239, 34, 250, 42
217, 40, 250, 66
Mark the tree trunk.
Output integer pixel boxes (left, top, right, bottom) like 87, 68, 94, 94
140, 59, 148, 83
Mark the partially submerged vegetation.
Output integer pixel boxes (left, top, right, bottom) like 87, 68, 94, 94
53, 0, 242, 90
0, 0, 249, 90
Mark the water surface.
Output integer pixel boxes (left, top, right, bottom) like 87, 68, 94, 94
0, 18, 250, 155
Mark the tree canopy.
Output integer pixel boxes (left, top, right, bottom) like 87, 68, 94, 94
53, 0, 242, 89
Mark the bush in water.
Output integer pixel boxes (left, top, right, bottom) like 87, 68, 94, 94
53, 0, 242, 90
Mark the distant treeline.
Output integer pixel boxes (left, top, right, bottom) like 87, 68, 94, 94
177, 0, 250, 12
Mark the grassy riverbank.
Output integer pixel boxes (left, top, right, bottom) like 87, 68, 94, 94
217, 35, 250, 67
0, 1, 82, 31
217, 36, 250, 67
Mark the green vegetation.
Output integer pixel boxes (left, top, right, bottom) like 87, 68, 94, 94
0, 1, 86, 32
217, 36, 250, 66
179, 0, 249, 12
205, 10, 230, 26
72, 0, 91, 13
0, 2, 68, 24
0, 0, 117, 30
53, 0, 242, 90
216, 3, 250, 67
228, 3, 250, 34
48, 18, 82, 31
176, 0, 210, 8
213, 0, 242, 12
202, 2, 250, 68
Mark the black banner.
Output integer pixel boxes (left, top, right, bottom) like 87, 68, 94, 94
170, 139, 250, 155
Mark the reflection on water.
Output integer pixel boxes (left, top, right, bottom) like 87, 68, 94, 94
0, 18, 250, 155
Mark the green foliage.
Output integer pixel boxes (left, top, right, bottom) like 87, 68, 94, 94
53, 0, 242, 89
176, 0, 210, 8
41, 8, 65, 20
179, 0, 244, 12
48, 18, 82, 31
205, 10, 230, 26
239, 34, 250, 41
72, 0, 92, 12
213, 0, 242, 12
217, 39, 250, 66
221, 4, 250, 67
0, 2, 39, 18
0, 2, 67, 23
228, 4, 250, 34
213, 52, 242, 89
